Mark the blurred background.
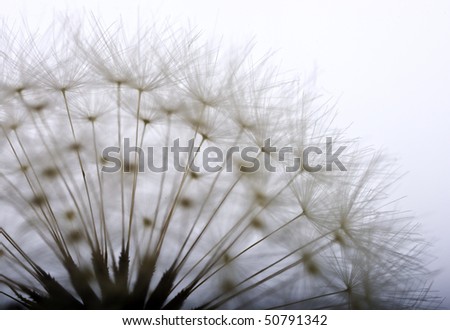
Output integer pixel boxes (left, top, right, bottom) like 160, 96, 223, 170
1, 0, 449, 307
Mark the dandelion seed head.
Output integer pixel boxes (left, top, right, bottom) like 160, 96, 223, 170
0, 17, 440, 310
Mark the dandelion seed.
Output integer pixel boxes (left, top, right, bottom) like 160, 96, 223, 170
30, 194, 47, 207
67, 230, 83, 243
179, 197, 193, 209
142, 217, 153, 228
41, 167, 59, 179
64, 210, 76, 221
68, 142, 83, 152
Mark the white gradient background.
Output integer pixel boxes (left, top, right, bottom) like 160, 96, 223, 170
1, 0, 449, 307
